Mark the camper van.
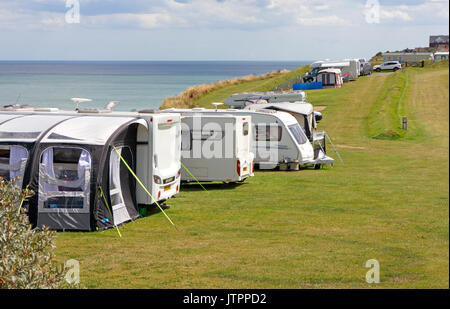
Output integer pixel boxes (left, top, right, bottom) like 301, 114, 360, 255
180, 114, 254, 182
0, 107, 181, 231
224, 91, 307, 109
162, 108, 315, 170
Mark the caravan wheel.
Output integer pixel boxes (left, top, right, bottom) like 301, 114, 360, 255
314, 164, 321, 170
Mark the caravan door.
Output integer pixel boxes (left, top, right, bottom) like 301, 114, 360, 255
150, 114, 181, 202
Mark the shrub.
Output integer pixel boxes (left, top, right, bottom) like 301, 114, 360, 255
0, 179, 72, 289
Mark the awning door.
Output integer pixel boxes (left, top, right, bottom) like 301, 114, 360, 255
109, 147, 132, 226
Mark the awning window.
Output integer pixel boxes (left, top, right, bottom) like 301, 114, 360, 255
0, 145, 28, 188
38, 147, 91, 212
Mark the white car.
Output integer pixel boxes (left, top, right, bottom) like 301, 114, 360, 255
373, 61, 402, 72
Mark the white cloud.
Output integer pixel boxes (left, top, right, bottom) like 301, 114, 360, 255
380, 9, 412, 22
297, 15, 351, 26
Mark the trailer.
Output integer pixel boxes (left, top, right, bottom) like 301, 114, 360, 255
0, 107, 181, 231
180, 114, 254, 182
244, 102, 334, 167
342, 58, 361, 79
304, 60, 359, 82
224, 91, 307, 109
162, 108, 315, 170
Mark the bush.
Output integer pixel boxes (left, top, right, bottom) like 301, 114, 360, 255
0, 179, 73, 289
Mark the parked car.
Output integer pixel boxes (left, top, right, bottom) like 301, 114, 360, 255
373, 61, 401, 72
303, 67, 321, 83
360, 62, 373, 76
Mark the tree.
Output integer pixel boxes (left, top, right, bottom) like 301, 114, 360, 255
0, 179, 74, 289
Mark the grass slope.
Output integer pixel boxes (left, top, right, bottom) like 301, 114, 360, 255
55, 64, 449, 289
160, 66, 309, 109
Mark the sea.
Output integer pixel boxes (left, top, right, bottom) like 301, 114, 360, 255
0, 61, 309, 111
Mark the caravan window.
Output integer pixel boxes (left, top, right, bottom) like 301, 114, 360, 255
39, 147, 91, 210
0, 145, 28, 186
181, 129, 192, 151
255, 124, 282, 142
243, 122, 249, 136
192, 130, 224, 141
288, 124, 308, 145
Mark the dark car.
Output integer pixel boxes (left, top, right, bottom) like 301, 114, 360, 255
303, 67, 321, 83
360, 62, 372, 76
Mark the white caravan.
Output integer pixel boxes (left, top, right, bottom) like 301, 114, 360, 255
0, 107, 182, 223
224, 91, 307, 109
308, 60, 359, 81
244, 102, 334, 167
342, 58, 361, 79
180, 114, 254, 182
162, 108, 315, 170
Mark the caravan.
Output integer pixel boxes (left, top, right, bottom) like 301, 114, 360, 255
0, 107, 181, 231
180, 114, 254, 182
162, 108, 315, 170
243, 102, 334, 167
304, 60, 359, 82
224, 91, 307, 109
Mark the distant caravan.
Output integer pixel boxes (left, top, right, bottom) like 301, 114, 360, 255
315, 69, 343, 89
304, 59, 360, 82
180, 114, 254, 183
223, 92, 335, 167
162, 108, 316, 170
0, 106, 182, 231
224, 91, 307, 109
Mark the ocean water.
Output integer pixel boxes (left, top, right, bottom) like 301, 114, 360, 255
0, 61, 308, 111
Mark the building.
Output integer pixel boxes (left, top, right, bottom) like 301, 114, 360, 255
429, 35, 449, 51
382, 52, 434, 63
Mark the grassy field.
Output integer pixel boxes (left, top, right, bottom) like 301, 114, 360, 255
54, 63, 449, 289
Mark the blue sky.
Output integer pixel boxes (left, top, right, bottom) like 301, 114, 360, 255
0, 0, 448, 61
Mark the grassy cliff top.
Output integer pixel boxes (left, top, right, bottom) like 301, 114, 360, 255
57, 62, 449, 289
160, 66, 310, 109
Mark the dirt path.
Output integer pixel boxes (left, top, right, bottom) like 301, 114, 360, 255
314, 106, 327, 111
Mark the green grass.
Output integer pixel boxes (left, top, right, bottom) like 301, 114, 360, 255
54, 63, 449, 289
366, 71, 410, 140
193, 66, 310, 108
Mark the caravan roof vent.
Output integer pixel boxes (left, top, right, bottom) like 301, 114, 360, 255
77, 108, 112, 114
34, 107, 60, 112
226, 109, 239, 111
0, 104, 34, 111
192, 108, 206, 111
71, 98, 92, 110
105, 101, 119, 111
139, 109, 161, 114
